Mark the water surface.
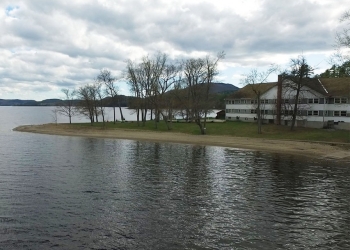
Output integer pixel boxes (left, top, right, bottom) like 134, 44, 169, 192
0, 107, 349, 249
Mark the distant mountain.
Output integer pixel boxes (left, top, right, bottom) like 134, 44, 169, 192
0, 84, 239, 107
0, 96, 131, 107
210, 83, 239, 94
0, 99, 64, 106
0, 99, 37, 106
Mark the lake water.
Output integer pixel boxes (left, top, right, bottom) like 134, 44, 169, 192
0, 106, 349, 249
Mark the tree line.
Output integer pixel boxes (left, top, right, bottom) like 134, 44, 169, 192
56, 69, 125, 126
57, 52, 225, 134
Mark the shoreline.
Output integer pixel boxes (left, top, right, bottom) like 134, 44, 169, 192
13, 124, 350, 160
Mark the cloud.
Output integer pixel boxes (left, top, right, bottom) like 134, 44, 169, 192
0, 0, 348, 100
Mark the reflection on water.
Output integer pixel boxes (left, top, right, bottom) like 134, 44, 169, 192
1, 137, 349, 249
0, 107, 349, 249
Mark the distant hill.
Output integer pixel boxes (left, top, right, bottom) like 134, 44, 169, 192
210, 82, 239, 94
0, 84, 239, 107
0, 98, 63, 106
0, 99, 38, 106
0, 96, 131, 107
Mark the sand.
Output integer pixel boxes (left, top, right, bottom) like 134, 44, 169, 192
13, 124, 350, 160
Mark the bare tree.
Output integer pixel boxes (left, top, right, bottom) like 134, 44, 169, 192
155, 61, 181, 130
94, 81, 106, 125
51, 108, 58, 125
331, 10, 350, 68
336, 11, 350, 50
283, 56, 314, 131
141, 53, 167, 128
278, 87, 310, 124
126, 53, 180, 129
182, 52, 224, 135
125, 52, 222, 133
97, 69, 124, 124
76, 84, 96, 125
143, 53, 181, 130
241, 66, 278, 134
56, 88, 76, 124
126, 59, 145, 126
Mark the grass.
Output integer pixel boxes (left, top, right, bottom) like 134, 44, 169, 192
68, 120, 350, 144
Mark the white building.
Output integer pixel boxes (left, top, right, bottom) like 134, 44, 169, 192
225, 76, 350, 130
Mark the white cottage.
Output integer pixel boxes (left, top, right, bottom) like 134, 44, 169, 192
225, 76, 350, 130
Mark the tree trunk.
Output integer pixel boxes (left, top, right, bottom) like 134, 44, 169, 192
154, 109, 159, 129
113, 106, 116, 124
142, 109, 147, 126
101, 109, 105, 127
257, 94, 262, 134
118, 97, 124, 121
195, 116, 206, 135
290, 88, 300, 131
161, 111, 172, 130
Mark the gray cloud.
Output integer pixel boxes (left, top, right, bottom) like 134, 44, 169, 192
0, 0, 347, 100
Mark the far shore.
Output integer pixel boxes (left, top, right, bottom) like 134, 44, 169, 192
13, 123, 350, 160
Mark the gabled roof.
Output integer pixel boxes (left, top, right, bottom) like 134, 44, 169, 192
227, 77, 350, 100
227, 82, 277, 99
319, 78, 350, 97
301, 78, 328, 95
285, 77, 350, 97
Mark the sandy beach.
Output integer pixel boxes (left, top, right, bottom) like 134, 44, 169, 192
13, 124, 350, 160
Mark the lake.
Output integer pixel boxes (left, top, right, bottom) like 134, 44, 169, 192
0, 106, 349, 249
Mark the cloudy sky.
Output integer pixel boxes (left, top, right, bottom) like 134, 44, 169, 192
0, 0, 348, 100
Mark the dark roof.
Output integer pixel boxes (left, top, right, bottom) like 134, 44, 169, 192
227, 82, 277, 99
319, 78, 350, 97
227, 77, 350, 100
288, 77, 349, 97
302, 78, 329, 95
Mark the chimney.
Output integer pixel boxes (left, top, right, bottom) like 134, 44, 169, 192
276, 75, 282, 125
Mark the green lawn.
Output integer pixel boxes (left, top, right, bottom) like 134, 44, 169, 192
70, 120, 350, 143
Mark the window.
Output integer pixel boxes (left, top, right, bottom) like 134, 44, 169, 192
333, 98, 347, 104
284, 99, 289, 104
341, 111, 347, 117
307, 111, 319, 116
308, 98, 319, 103
334, 111, 340, 116
251, 109, 256, 114
284, 110, 293, 116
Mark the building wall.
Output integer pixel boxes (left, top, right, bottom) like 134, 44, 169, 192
225, 81, 350, 130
